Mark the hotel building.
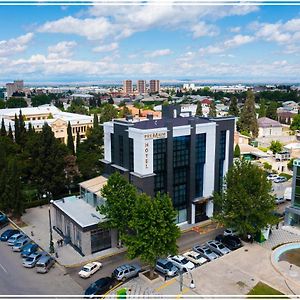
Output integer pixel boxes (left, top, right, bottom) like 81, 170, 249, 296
102, 105, 235, 224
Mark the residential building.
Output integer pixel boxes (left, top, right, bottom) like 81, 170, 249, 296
149, 80, 160, 93
137, 80, 146, 94
257, 117, 283, 137
6, 80, 24, 99
51, 176, 118, 255
0, 105, 93, 145
102, 105, 235, 224
285, 159, 300, 227
123, 80, 133, 95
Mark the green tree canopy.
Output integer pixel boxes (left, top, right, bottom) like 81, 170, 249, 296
98, 172, 137, 234
270, 140, 283, 154
290, 114, 300, 131
213, 160, 277, 237
31, 95, 51, 107
123, 193, 180, 279
67, 121, 75, 155
0, 119, 6, 136
6, 97, 28, 108
208, 101, 217, 117
258, 99, 267, 118
228, 96, 239, 117
234, 144, 241, 158
266, 101, 278, 120
238, 91, 258, 138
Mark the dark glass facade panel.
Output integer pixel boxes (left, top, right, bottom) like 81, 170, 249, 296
91, 228, 111, 253
129, 138, 133, 171
297, 166, 300, 177
111, 133, 115, 163
153, 139, 167, 194
294, 168, 300, 208
119, 135, 124, 166
218, 130, 226, 190
173, 136, 190, 214
195, 134, 206, 198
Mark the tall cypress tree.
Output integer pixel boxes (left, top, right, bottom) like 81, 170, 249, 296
208, 101, 217, 117
93, 113, 99, 129
76, 130, 81, 152
228, 96, 239, 117
238, 91, 258, 138
195, 101, 203, 116
14, 114, 20, 144
0, 118, 6, 136
258, 99, 267, 118
67, 121, 75, 155
8, 124, 13, 141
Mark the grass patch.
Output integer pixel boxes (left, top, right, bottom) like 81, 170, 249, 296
279, 173, 292, 180
248, 282, 284, 295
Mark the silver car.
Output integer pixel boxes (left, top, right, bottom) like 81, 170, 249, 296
22, 252, 43, 268
7, 233, 26, 246
112, 264, 141, 281
12, 238, 30, 252
206, 240, 231, 256
193, 244, 219, 261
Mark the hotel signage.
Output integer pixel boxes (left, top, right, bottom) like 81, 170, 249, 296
144, 132, 166, 140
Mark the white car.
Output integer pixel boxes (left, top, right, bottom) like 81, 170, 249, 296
168, 255, 195, 272
183, 251, 208, 266
224, 228, 238, 236
78, 262, 102, 278
267, 174, 279, 181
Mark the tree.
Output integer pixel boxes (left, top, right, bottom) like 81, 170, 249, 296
76, 130, 81, 151
14, 114, 20, 144
64, 155, 81, 193
99, 104, 118, 123
6, 97, 27, 108
195, 101, 203, 116
67, 121, 75, 155
258, 99, 267, 118
123, 193, 180, 279
287, 158, 295, 171
31, 95, 51, 107
263, 162, 272, 171
266, 101, 278, 120
234, 144, 240, 158
119, 106, 131, 118
238, 91, 258, 138
208, 101, 217, 117
108, 96, 114, 104
97, 172, 137, 234
0, 119, 6, 136
290, 114, 300, 130
8, 124, 13, 141
228, 96, 239, 117
213, 160, 277, 238
270, 140, 283, 154
93, 114, 99, 129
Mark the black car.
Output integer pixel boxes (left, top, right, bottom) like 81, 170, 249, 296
84, 277, 115, 296
0, 217, 9, 229
0, 229, 20, 241
215, 234, 242, 250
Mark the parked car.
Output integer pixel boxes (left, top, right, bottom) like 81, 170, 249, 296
215, 234, 242, 250
284, 187, 292, 201
267, 174, 279, 181
223, 228, 238, 236
274, 176, 287, 183
167, 255, 195, 272
206, 240, 231, 256
155, 258, 178, 277
7, 233, 26, 246
193, 244, 220, 261
12, 237, 30, 252
183, 251, 208, 266
35, 255, 55, 273
0, 229, 19, 241
0, 214, 9, 229
0, 212, 7, 222
22, 252, 43, 268
112, 264, 141, 281
21, 243, 39, 258
275, 196, 285, 205
78, 262, 102, 278
84, 277, 115, 296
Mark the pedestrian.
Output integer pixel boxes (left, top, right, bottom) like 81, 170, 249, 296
30, 231, 34, 237
56, 240, 60, 247
290, 265, 293, 270
55, 252, 59, 258
60, 239, 64, 247
276, 223, 279, 230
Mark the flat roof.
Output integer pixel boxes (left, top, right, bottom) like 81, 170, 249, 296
79, 175, 108, 197
53, 196, 105, 228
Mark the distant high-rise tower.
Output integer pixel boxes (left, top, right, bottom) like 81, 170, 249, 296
6, 80, 24, 99
137, 80, 146, 94
123, 80, 133, 95
149, 80, 160, 93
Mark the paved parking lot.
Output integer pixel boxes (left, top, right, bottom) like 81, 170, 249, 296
0, 225, 83, 295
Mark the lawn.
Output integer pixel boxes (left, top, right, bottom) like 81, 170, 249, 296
248, 282, 284, 295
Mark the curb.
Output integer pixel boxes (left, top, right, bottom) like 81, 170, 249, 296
180, 219, 213, 233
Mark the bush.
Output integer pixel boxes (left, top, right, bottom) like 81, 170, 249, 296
279, 173, 292, 180
258, 146, 269, 152
263, 162, 272, 171
24, 199, 49, 209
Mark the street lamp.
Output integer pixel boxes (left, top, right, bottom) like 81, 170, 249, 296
43, 192, 54, 254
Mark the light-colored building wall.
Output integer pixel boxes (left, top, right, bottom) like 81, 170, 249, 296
258, 126, 282, 138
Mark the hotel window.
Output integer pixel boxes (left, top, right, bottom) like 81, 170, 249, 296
111, 133, 115, 163
195, 134, 206, 198
129, 138, 134, 171
153, 139, 167, 194
119, 135, 124, 166
218, 130, 226, 190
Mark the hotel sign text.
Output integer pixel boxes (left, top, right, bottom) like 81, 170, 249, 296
144, 132, 167, 140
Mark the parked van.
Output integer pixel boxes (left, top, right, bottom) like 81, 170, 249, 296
35, 255, 55, 273
284, 187, 292, 201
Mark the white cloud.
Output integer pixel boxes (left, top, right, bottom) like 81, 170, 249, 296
93, 42, 118, 53
230, 26, 241, 33
0, 33, 34, 57
191, 22, 219, 38
48, 41, 77, 59
199, 34, 255, 55
145, 49, 172, 58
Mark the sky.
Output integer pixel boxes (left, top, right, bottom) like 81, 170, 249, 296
0, 3, 300, 84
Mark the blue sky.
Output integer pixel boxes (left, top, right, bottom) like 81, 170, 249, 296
0, 4, 300, 83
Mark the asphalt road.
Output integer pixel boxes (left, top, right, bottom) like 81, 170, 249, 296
0, 225, 83, 295
66, 226, 224, 290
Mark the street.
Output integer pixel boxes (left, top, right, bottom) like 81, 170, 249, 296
66, 225, 224, 290
0, 226, 83, 295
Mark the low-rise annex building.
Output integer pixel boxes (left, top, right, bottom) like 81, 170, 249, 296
0, 105, 93, 144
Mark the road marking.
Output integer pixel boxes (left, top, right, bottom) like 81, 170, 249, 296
0, 263, 7, 273
155, 278, 176, 292
176, 287, 189, 298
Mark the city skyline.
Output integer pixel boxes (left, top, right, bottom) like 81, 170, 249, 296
0, 4, 300, 82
